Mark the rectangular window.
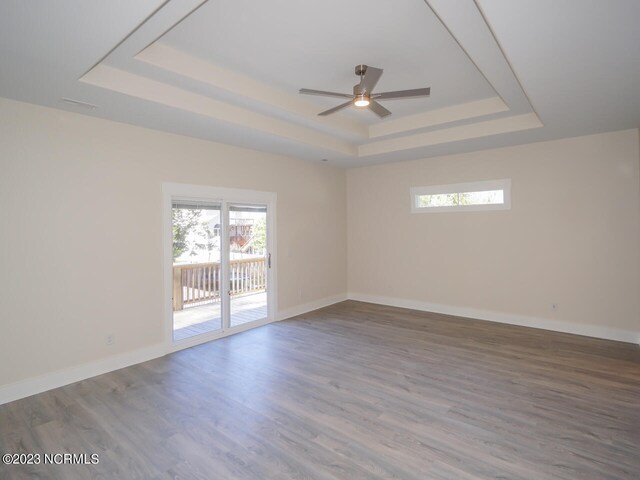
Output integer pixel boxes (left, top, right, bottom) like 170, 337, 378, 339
410, 179, 511, 213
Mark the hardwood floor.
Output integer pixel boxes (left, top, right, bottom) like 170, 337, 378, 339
1, 300, 639, 479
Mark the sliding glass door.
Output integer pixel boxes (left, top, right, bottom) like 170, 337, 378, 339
171, 201, 223, 341
166, 187, 274, 346
228, 204, 268, 328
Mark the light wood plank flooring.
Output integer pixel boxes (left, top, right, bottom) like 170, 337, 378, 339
1, 301, 639, 479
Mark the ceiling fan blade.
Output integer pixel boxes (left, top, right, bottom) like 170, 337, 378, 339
359, 66, 383, 94
299, 88, 353, 99
368, 100, 392, 118
318, 100, 353, 116
374, 87, 431, 100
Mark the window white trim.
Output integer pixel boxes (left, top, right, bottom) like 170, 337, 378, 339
410, 179, 511, 213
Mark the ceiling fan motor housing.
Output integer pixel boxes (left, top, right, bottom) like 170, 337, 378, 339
353, 83, 368, 96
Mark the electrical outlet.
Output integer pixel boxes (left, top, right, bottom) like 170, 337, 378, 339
106, 334, 114, 346
552, 303, 559, 311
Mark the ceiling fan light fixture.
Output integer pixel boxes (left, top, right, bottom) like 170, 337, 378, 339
299, 65, 430, 117
354, 94, 370, 107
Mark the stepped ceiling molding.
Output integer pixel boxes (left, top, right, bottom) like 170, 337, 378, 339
1, 0, 639, 166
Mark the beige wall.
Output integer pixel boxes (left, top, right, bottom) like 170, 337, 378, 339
1, 95, 638, 393
0, 98, 347, 386
348, 129, 640, 335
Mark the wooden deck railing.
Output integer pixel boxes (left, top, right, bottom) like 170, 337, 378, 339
173, 257, 266, 311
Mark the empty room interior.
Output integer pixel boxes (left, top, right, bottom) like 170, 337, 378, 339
1, 1, 640, 479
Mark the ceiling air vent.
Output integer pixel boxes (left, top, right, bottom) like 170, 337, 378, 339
60, 98, 98, 110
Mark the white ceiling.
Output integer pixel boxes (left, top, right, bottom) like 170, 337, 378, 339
160, 0, 495, 121
0, 0, 639, 167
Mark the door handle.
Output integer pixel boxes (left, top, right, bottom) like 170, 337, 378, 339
268, 252, 271, 268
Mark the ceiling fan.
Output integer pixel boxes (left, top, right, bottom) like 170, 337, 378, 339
299, 64, 430, 118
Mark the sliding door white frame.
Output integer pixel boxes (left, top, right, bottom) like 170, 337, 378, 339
162, 182, 277, 353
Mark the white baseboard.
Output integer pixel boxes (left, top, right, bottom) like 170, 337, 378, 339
3, 292, 634, 406
277, 293, 348, 321
348, 293, 640, 345
0, 295, 350, 406
0, 344, 167, 406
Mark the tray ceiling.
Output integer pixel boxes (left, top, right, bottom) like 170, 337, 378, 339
1, 0, 639, 166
